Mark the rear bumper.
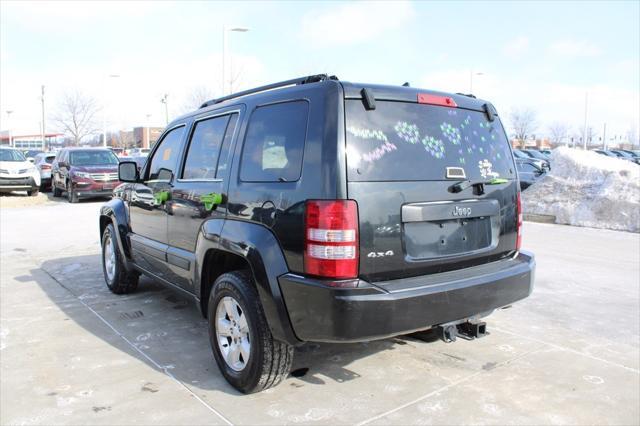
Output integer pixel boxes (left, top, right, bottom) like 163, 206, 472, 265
279, 251, 535, 343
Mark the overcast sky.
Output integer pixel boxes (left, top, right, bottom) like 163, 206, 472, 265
1, 0, 638, 141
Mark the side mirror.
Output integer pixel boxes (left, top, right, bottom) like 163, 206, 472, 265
119, 161, 139, 183
156, 167, 173, 182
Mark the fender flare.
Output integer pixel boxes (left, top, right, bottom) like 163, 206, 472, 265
99, 198, 133, 269
195, 219, 300, 346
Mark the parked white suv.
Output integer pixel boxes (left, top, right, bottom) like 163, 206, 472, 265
0, 147, 41, 196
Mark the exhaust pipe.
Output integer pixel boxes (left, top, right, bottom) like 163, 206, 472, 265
436, 324, 458, 343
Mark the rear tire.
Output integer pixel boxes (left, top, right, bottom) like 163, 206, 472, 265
208, 271, 293, 393
101, 223, 139, 294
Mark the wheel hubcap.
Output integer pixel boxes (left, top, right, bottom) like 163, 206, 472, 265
215, 296, 250, 371
104, 235, 116, 282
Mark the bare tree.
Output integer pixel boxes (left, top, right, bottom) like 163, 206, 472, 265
116, 130, 135, 149
547, 122, 570, 146
52, 91, 100, 145
181, 85, 216, 113
228, 65, 245, 94
509, 107, 538, 148
578, 126, 598, 148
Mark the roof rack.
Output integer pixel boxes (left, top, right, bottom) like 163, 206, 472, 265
200, 74, 338, 108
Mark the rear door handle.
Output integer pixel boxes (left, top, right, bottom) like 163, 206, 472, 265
201, 192, 223, 211
153, 190, 171, 205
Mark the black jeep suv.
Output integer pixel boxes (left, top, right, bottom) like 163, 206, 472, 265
99, 74, 535, 393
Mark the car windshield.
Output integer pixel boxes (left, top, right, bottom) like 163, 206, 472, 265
525, 150, 548, 160
69, 150, 119, 166
0, 149, 27, 162
345, 100, 515, 181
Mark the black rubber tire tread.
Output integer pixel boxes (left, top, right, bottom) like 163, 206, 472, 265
208, 270, 293, 393
101, 224, 138, 294
67, 182, 78, 203
28, 189, 39, 197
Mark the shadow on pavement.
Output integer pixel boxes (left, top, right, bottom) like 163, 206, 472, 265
25, 253, 424, 395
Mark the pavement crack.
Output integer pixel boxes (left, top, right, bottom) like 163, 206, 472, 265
39, 267, 234, 426
356, 348, 544, 426
492, 327, 640, 374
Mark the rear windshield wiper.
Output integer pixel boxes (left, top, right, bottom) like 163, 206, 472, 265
449, 177, 508, 195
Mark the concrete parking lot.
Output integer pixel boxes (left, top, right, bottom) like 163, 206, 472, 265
1, 197, 639, 425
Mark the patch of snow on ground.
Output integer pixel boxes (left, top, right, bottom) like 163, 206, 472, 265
522, 147, 639, 232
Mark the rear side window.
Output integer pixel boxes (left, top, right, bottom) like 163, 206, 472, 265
240, 101, 309, 182
345, 100, 515, 181
148, 126, 185, 181
182, 115, 230, 180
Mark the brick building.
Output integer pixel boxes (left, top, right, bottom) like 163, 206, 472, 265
133, 127, 164, 149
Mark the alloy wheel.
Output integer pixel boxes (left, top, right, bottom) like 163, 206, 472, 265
215, 296, 251, 371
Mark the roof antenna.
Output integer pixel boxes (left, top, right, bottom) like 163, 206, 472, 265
402, 82, 410, 87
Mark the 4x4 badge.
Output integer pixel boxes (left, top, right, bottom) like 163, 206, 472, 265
367, 251, 394, 258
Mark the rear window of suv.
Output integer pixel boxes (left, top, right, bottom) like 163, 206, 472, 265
345, 100, 515, 181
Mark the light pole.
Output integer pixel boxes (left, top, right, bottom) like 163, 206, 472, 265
160, 94, 169, 125
40, 86, 46, 150
5, 110, 13, 147
145, 113, 151, 147
102, 74, 120, 147
222, 26, 249, 95
469, 71, 484, 93
582, 92, 588, 150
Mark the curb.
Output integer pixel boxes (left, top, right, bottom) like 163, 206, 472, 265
523, 214, 556, 224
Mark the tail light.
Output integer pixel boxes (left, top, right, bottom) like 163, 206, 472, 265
304, 200, 359, 280
417, 93, 457, 107
41, 164, 51, 170
516, 192, 523, 251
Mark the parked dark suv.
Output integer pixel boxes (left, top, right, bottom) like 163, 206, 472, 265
52, 147, 120, 202
99, 74, 535, 393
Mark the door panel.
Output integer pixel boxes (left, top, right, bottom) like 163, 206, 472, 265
166, 111, 240, 291
128, 125, 186, 279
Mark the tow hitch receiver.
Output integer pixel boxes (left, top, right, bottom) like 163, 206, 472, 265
436, 321, 488, 343
456, 321, 488, 340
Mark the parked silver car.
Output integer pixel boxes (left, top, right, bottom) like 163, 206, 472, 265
33, 152, 57, 190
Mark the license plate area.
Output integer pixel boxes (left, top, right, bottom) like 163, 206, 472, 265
402, 199, 500, 260
404, 217, 495, 259
102, 183, 116, 190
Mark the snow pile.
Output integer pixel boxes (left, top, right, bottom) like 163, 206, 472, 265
522, 146, 640, 232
